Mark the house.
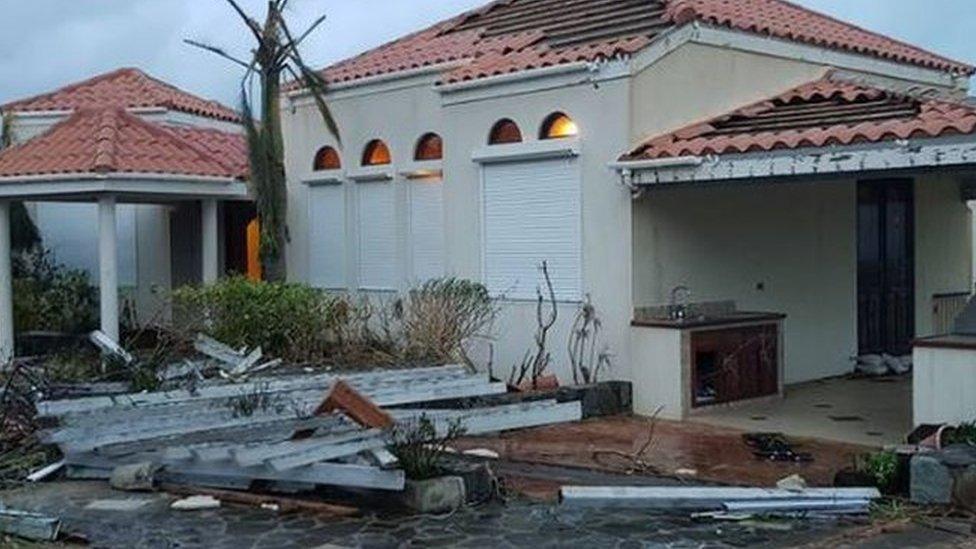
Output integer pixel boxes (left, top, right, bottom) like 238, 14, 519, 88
0, 68, 254, 353
281, 0, 976, 436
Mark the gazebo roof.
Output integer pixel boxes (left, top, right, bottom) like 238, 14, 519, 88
0, 107, 247, 181
1, 67, 240, 123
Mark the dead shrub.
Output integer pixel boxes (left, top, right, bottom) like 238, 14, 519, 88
399, 278, 497, 370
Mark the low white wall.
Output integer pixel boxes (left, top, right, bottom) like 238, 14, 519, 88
630, 326, 686, 419
633, 179, 858, 384
914, 345, 976, 426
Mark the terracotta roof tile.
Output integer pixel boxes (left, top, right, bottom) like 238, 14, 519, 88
622, 76, 976, 160
667, 0, 973, 75
0, 108, 247, 180
308, 0, 972, 88
1, 68, 240, 122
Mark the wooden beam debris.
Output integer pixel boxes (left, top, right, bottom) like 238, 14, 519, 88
0, 508, 62, 542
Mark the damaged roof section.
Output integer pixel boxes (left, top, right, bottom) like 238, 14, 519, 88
622, 75, 976, 161
312, 0, 973, 88
0, 107, 248, 180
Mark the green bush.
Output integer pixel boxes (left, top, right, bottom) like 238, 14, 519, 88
12, 249, 97, 334
943, 421, 976, 446
172, 277, 344, 363
857, 450, 899, 491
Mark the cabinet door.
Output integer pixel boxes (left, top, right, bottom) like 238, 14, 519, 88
691, 324, 778, 407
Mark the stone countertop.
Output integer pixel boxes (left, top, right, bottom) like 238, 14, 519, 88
913, 334, 976, 351
631, 311, 787, 330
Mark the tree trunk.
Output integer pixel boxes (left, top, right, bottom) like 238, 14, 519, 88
257, 71, 288, 282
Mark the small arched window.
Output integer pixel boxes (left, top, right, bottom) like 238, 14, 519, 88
313, 146, 341, 171
540, 112, 578, 139
488, 119, 523, 145
362, 139, 392, 166
414, 133, 443, 161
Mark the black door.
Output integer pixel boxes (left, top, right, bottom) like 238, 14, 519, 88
857, 179, 915, 356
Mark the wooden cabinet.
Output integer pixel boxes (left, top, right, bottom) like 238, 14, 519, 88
691, 324, 779, 407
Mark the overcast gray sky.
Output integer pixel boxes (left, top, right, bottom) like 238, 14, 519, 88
1, 0, 974, 108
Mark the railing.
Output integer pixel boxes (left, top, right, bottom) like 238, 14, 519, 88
932, 291, 972, 335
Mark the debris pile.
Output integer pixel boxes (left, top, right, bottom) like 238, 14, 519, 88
34, 363, 582, 499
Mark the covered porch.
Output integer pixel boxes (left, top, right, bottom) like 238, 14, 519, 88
619, 74, 976, 445
0, 107, 249, 361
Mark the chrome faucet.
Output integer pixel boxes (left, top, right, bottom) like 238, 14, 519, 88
669, 285, 691, 320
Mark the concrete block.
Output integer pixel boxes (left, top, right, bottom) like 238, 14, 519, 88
953, 466, 976, 512
109, 462, 158, 492
401, 476, 466, 514
911, 454, 954, 504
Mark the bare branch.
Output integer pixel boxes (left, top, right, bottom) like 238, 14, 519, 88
224, 0, 265, 43
184, 39, 251, 69
277, 14, 326, 63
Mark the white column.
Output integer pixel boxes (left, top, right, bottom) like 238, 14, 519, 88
98, 196, 120, 343
201, 199, 219, 284
0, 201, 13, 362
968, 200, 976, 292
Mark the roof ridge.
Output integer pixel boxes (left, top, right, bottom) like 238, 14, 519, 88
0, 67, 139, 113
92, 108, 123, 173
758, 0, 970, 72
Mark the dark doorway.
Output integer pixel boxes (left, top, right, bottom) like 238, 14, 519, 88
857, 179, 915, 356
224, 201, 259, 279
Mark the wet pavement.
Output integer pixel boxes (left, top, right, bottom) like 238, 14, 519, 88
0, 481, 852, 548
455, 416, 871, 491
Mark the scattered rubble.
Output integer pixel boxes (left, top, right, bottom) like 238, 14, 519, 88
0, 507, 61, 542
170, 495, 221, 511
30, 364, 582, 509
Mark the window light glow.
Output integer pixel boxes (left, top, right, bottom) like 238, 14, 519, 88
362, 140, 392, 166
542, 113, 579, 139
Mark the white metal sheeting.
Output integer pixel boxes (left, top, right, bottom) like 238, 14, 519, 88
559, 486, 881, 511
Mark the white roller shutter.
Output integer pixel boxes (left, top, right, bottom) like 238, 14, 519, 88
307, 184, 346, 288
357, 181, 397, 289
482, 157, 581, 301
409, 179, 445, 282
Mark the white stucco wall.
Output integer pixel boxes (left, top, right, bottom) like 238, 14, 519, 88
914, 345, 976, 426
915, 175, 973, 337
633, 180, 859, 384
629, 42, 828, 146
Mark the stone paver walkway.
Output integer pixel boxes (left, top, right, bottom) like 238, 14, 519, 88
0, 481, 848, 548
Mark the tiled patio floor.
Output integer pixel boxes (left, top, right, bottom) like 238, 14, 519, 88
456, 415, 871, 495
690, 376, 912, 447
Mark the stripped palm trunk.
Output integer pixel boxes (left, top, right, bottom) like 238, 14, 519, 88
189, 0, 339, 281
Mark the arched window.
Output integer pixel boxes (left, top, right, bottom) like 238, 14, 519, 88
414, 133, 443, 161
313, 146, 341, 171
540, 112, 578, 139
488, 119, 523, 145
362, 139, 392, 166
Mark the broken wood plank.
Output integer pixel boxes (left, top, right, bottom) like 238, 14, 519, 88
232, 428, 381, 468
558, 486, 882, 510
266, 436, 389, 472
164, 460, 406, 491
194, 334, 247, 366
158, 483, 359, 518
312, 379, 394, 429
0, 509, 62, 542
40, 365, 472, 416
89, 330, 134, 365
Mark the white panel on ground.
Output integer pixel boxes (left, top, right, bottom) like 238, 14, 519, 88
482, 158, 581, 301
308, 184, 346, 288
33, 202, 137, 286
409, 179, 445, 282
357, 181, 397, 290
